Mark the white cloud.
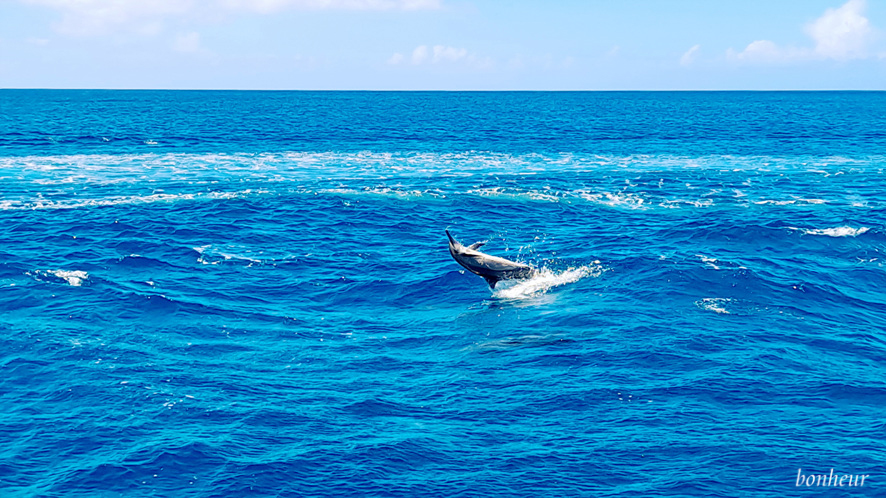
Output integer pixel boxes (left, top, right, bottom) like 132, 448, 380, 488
680, 44, 700, 66
221, 0, 440, 13
432, 44, 466, 63
172, 32, 201, 53
399, 0, 439, 9
806, 0, 872, 59
730, 40, 794, 62
24, 0, 191, 36
411, 45, 429, 64
729, 0, 876, 63
408, 45, 469, 64
23, 0, 441, 36
390, 44, 489, 68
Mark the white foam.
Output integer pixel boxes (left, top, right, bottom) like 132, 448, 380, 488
792, 226, 870, 237
696, 297, 731, 314
32, 269, 89, 286
0, 189, 267, 211
755, 198, 828, 206
577, 191, 647, 210
685, 199, 714, 208
1, 152, 882, 179
467, 188, 561, 203
492, 264, 602, 300
194, 244, 288, 266
754, 200, 796, 205
318, 187, 443, 200
695, 254, 720, 270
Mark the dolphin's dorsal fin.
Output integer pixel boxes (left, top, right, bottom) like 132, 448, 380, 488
483, 276, 498, 289
467, 240, 487, 251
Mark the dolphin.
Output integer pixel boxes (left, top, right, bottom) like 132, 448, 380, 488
446, 229, 536, 289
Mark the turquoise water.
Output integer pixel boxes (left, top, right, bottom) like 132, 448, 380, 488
1, 91, 884, 496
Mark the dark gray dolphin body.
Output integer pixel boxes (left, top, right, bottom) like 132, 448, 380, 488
446, 230, 535, 289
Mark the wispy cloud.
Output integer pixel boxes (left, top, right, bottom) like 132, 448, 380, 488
221, 0, 441, 14
22, 0, 441, 36
24, 0, 187, 36
729, 40, 800, 62
389, 45, 487, 67
729, 0, 875, 63
411, 45, 429, 64
431, 45, 467, 63
680, 44, 700, 66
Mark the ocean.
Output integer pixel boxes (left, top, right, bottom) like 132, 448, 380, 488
1, 90, 884, 496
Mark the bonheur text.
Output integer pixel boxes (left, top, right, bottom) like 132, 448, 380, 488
797, 469, 869, 487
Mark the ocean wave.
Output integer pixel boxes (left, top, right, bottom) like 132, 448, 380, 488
577, 191, 647, 210
460, 187, 654, 209
4, 184, 866, 212
696, 297, 732, 314
754, 198, 828, 206
754, 200, 797, 206
467, 187, 562, 203
463, 333, 576, 353
696, 254, 720, 270
318, 187, 445, 200
192, 244, 295, 266
6, 91, 886, 498
492, 263, 603, 300
0, 189, 269, 211
28, 269, 89, 286
312, 185, 727, 210
791, 226, 870, 237
1, 152, 883, 182
695, 254, 747, 271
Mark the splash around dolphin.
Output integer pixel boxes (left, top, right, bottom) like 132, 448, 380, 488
446, 229, 536, 289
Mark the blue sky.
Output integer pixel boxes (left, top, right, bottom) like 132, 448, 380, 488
1, 0, 884, 89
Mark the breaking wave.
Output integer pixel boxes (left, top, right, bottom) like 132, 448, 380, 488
791, 226, 871, 237
492, 264, 603, 300
696, 297, 732, 314
0, 190, 269, 211
28, 269, 90, 286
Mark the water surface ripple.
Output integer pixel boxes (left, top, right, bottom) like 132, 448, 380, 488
1, 91, 884, 497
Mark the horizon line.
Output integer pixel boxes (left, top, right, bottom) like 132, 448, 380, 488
2, 88, 885, 92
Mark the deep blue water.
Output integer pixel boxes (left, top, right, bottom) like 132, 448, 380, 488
1, 91, 884, 497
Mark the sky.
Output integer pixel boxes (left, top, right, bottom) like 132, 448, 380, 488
1, 0, 884, 90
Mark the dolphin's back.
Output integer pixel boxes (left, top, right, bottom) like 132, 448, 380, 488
467, 253, 531, 273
